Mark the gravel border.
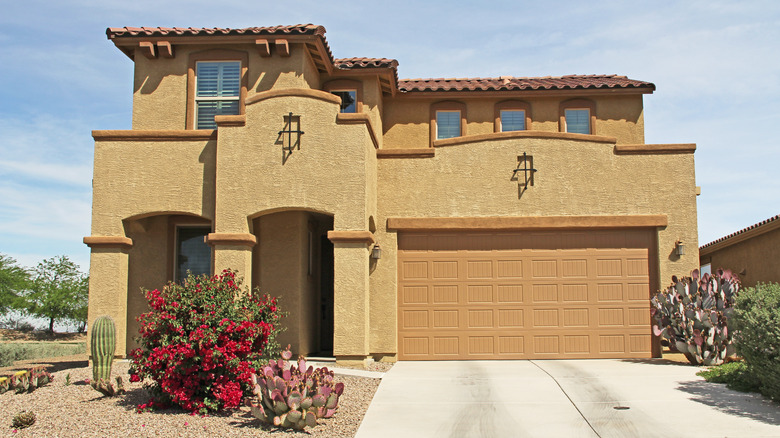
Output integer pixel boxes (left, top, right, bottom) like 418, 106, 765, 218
2, 361, 382, 437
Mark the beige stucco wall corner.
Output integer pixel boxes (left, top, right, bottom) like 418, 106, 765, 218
86, 248, 130, 358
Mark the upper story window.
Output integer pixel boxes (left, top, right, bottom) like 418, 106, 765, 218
559, 99, 596, 135
430, 101, 466, 146
323, 80, 363, 114
501, 111, 526, 131
436, 111, 461, 139
195, 61, 241, 129
494, 100, 531, 133
331, 90, 357, 113
565, 109, 590, 134
186, 50, 248, 130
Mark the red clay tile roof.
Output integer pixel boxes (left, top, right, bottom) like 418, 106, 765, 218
700, 214, 780, 250
106, 24, 326, 39
334, 58, 399, 69
398, 75, 655, 92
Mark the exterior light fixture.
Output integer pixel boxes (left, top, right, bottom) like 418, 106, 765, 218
513, 152, 537, 198
675, 240, 685, 256
371, 244, 382, 260
278, 112, 304, 164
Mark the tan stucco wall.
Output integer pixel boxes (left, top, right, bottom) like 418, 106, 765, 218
254, 211, 318, 356
381, 94, 645, 149
132, 44, 319, 130
87, 248, 129, 357
701, 227, 780, 288
91, 139, 216, 236
370, 137, 698, 356
124, 216, 169, 351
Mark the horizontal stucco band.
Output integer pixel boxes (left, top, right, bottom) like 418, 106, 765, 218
386, 215, 668, 231
206, 233, 257, 247
83, 236, 133, 248
92, 130, 216, 141
327, 231, 375, 244
377, 148, 435, 159
215, 114, 246, 127
433, 130, 617, 148
245, 88, 342, 106
615, 144, 696, 154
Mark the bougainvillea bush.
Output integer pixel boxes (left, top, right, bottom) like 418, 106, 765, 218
129, 270, 283, 414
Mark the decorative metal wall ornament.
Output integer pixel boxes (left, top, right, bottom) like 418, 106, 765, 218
277, 112, 304, 164
512, 152, 537, 198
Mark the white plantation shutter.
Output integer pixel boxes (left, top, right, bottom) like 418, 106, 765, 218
195, 61, 241, 129
436, 111, 461, 139
500, 110, 526, 131
565, 109, 590, 134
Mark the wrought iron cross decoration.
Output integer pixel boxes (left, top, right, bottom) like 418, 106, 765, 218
512, 152, 537, 198
278, 112, 304, 164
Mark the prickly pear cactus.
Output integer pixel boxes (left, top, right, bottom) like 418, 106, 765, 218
246, 345, 345, 430
651, 269, 740, 365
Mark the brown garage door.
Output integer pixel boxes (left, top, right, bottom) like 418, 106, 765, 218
397, 230, 655, 360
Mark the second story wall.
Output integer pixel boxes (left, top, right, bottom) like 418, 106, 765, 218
132, 43, 321, 130
382, 94, 645, 148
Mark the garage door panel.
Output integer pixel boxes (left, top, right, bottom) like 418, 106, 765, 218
397, 230, 654, 360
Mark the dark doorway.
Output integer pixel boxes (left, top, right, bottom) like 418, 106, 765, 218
319, 234, 334, 353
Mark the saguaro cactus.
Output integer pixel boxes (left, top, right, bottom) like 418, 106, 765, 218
90, 315, 124, 395
90, 315, 116, 382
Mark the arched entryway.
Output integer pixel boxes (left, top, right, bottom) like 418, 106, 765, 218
249, 209, 334, 356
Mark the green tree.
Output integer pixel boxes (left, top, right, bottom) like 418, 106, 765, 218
0, 254, 29, 315
19, 256, 88, 332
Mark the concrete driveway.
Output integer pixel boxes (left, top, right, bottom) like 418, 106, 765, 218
354, 359, 780, 438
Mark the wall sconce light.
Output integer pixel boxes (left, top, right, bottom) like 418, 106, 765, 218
371, 244, 382, 260
675, 240, 685, 256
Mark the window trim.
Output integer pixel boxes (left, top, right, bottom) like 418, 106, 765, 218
430, 101, 466, 146
323, 79, 363, 113
166, 216, 212, 282
559, 99, 596, 135
186, 50, 249, 130
494, 100, 532, 132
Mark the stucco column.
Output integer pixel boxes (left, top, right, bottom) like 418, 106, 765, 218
84, 236, 132, 357
328, 231, 374, 366
207, 233, 256, 281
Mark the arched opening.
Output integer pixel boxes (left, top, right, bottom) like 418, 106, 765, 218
249, 209, 334, 356
122, 212, 213, 351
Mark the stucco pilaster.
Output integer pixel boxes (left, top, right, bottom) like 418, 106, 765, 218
332, 242, 370, 361
86, 246, 130, 357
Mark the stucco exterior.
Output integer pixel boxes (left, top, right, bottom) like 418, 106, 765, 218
86, 25, 699, 364
700, 216, 780, 288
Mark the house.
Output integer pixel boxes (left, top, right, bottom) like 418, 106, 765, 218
699, 214, 780, 288
85, 24, 699, 365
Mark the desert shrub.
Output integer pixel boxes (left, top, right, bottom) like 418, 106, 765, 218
733, 282, 780, 401
130, 270, 283, 414
11, 411, 36, 429
697, 361, 761, 393
650, 269, 740, 365
0, 342, 85, 367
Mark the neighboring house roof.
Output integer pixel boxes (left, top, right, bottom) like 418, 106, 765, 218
106, 24, 654, 95
398, 75, 655, 93
700, 214, 780, 255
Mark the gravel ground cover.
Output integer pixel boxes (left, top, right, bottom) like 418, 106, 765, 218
2, 360, 382, 437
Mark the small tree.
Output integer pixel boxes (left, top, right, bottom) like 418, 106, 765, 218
18, 256, 88, 332
0, 254, 29, 315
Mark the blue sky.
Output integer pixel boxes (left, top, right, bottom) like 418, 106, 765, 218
1, 0, 778, 274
